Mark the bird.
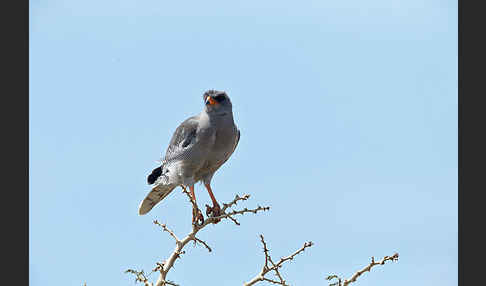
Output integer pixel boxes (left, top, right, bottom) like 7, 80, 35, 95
139, 90, 240, 224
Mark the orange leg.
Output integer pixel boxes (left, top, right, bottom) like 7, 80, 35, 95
205, 183, 219, 206
204, 183, 221, 222
189, 185, 197, 202
189, 185, 203, 225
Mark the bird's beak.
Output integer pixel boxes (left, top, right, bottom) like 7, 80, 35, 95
205, 96, 217, 106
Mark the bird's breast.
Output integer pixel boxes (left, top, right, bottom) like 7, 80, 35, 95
206, 126, 236, 164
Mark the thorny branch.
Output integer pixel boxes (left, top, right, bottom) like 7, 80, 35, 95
126, 188, 270, 286
126, 188, 399, 286
124, 269, 153, 286
244, 235, 314, 286
326, 253, 399, 286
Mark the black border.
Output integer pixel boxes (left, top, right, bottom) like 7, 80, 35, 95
2, 0, 29, 284
459, 0, 484, 285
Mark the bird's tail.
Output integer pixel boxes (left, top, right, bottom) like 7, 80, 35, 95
138, 181, 177, 215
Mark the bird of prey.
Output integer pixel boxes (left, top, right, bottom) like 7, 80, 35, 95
138, 90, 240, 224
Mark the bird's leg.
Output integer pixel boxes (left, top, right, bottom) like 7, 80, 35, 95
204, 183, 221, 223
189, 185, 204, 225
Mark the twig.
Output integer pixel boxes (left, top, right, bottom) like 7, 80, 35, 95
326, 253, 399, 286
125, 269, 153, 286
194, 237, 212, 252
222, 194, 251, 209
244, 235, 314, 286
153, 220, 179, 242
262, 277, 283, 284
210, 205, 270, 226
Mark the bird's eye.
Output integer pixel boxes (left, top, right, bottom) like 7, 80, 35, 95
214, 95, 226, 103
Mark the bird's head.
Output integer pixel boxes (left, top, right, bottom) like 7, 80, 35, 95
202, 90, 232, 114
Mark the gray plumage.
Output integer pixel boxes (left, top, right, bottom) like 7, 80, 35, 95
139, 90, 240, 215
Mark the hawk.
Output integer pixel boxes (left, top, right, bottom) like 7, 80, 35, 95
139, 90, 240, 224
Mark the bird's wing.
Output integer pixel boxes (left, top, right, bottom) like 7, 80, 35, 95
139, 117, 201, 215
162, 116, 200, 164
233, 128, 240, 155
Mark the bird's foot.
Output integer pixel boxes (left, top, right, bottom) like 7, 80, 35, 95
205, 203, 222, 224
192, 207, 204, 226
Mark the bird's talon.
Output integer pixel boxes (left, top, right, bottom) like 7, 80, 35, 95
212, 204, 221, 217
205, 204, 212, 217
192, 208, 204, 225
206, 203, 221, 223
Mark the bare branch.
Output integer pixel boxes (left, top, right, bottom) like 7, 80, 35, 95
125, 269, 153, 286
210, 205, 270, 226
153, 220, 179, 242
262, 277, 284, 284
129, 187, 397, 286
182, 190, 269, 228
326, 253, 399, 286
222, 194, 251, 209
244, 235, 314, 286
128, 189, 269, 286
193, 237, 212, 252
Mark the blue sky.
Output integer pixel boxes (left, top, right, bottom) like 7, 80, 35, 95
30, 0, 457, 285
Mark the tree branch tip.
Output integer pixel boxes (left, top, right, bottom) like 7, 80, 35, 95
326, 252, 399, 286
152, 262, 164, 273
